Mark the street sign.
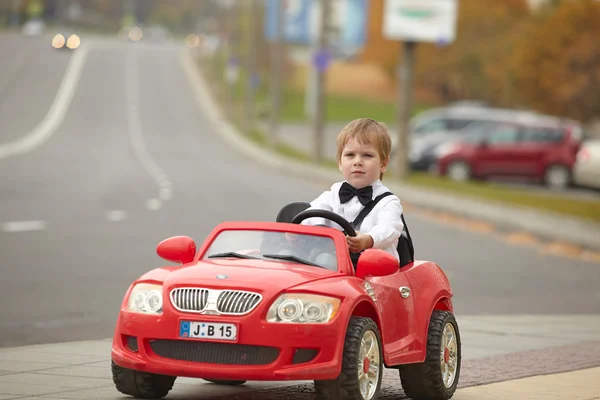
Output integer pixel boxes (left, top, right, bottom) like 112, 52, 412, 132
382, 0, 458, 44
313, 49, 332, 72
264, 0, 368, 50
264, 0, 312, 44
250, 73, 261, 89
224, 56, 241, 85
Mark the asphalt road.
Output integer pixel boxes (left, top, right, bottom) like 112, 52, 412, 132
0, 33, 598, 349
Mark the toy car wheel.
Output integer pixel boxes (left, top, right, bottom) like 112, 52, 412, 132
398, 310, 461, 400
112, 360, 176, 399
314, 316, 383, 400
203, 379, 246, 385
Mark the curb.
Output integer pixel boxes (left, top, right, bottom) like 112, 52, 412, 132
180, 49, 600, 252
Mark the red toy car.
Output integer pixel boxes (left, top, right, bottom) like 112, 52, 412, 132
111, 208, 461, 400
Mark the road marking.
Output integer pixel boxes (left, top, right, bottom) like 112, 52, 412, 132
0, 45, 89, 161
106, 210, 127, 222
146, 198, 162, 210
2, 220, 46, 232
125, 49, 173, 209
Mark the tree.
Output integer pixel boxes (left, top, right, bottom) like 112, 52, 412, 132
413, 0, 531, 105
513, 0, 600, 122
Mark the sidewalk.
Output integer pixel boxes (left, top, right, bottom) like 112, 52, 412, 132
1, 315, 599, 399
456, 367, 600, 400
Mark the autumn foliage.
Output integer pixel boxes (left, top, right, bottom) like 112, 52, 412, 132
513, 0, 600, 122
356, 0, 599, 123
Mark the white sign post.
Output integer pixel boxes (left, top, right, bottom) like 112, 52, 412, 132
382, 0, 458, 178
383, 0, 458, 43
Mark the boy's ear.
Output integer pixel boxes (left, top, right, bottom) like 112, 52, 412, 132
381, 156, 390, 172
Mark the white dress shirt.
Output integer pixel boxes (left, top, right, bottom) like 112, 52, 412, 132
302, 180, 404, 261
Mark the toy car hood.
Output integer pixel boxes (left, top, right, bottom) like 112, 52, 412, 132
157, 258, 340, 291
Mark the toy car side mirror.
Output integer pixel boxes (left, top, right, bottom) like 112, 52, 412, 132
355, 249, 398, 279
156, 236, 196, 264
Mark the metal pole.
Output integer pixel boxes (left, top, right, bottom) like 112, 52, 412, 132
269, 0, 284, 148
10, 0, 22, 27
243, 0, 257, 135
313, 0, 331, 163
395, 41, 417, 179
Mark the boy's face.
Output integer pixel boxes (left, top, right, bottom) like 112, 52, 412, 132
338, 138, 388, 189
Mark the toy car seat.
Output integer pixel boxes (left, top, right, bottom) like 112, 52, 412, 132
276, 202, 311, 223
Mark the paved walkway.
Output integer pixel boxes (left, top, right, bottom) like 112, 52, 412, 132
1, 315, 599, 399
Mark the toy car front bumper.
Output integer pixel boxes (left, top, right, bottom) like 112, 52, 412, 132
111, 311, 345, 381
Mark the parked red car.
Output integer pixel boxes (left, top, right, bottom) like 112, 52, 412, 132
436, 119, 582, 189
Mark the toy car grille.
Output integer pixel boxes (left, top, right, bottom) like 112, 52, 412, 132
170, 288, 209, 312
217, 290, 261, 314
149, 339, 279, 365
169, 288, 262, 315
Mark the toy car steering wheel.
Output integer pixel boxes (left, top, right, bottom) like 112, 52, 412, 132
291, 210, 357, 237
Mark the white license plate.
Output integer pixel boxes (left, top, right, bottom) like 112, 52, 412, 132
179, 321, 238, 341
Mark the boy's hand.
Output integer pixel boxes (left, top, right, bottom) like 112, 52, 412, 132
346, 232, 374, 253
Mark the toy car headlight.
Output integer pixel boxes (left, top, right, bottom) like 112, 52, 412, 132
127, 283, 163, 315
266, 293, 340, 324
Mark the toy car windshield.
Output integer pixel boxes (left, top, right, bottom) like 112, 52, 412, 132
202, 229, 338, 271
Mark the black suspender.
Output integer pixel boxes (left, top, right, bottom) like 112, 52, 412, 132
349, 191, 415, 266
350, 192, 394, 229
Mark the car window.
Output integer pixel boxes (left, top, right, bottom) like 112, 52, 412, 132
487, 125, 521, 144
523, 127, 565, 143
447, 118, 478, 131
203, 230, 339, 271
413, 118, 447, 134
459, 121, 499, 136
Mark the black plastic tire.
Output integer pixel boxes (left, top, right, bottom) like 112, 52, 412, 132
398, 310, 461, 400
203, 379, 247, 385
112, 360, 176, 399
314, 316, 383, 400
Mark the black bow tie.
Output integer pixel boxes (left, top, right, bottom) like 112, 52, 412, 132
339, 182, 373, 206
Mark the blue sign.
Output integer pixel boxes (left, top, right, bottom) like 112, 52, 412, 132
228, 56, 240, 67
264, 0, 312, 44
313, 49, 332, 72
341, 0, 369, 48
250, 73, 261, 89
264, 0, 369, 49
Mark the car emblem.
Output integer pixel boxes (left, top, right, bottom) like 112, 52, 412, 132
216, 274, 228, 280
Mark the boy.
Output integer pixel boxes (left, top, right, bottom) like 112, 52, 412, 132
301, 118, 404, 265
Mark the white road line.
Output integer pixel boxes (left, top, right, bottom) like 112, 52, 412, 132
0, 45, 89, 161
2, 220, 46, 233
146, 198, 162, 211
106, 210, 127, 222
125, 49, 173, 210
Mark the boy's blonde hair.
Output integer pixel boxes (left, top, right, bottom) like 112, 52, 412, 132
336, 118, 392, 178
